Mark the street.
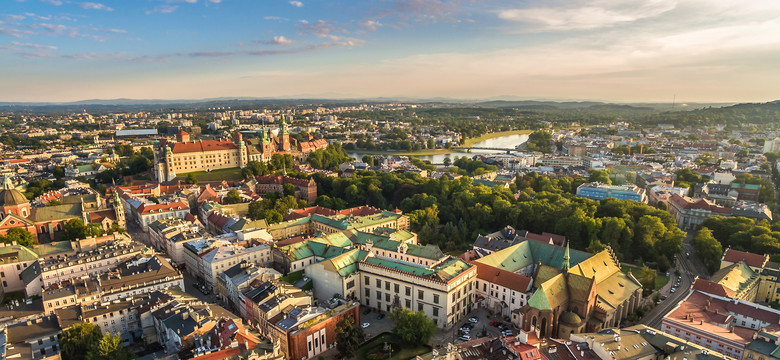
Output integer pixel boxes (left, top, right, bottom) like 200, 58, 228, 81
640, 231, 710, 328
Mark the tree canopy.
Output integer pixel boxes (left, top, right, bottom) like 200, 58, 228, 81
389, 307, 437, 346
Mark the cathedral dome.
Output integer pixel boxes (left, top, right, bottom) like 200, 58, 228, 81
560, 311, 582, 325
0, 177, 29, 207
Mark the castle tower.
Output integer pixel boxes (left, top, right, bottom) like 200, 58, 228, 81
279, 114, 291, 151
562, 241, 570, 273
261, 118, 275, 158
176, 130, 190, 143
236, 132, 248, 167
164, 145, 176, 181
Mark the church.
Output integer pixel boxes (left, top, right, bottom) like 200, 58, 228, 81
154, 115, 294, 182
0, 177, 126, 242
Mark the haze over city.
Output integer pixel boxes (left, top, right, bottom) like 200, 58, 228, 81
2, 0, 780, 103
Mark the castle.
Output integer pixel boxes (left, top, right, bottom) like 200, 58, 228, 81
154, 115, 294, 182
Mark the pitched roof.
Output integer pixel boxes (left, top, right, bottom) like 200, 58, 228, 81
171, 139, 237, 154
470, 260, 532, 292
723, 248, 768, 268
137, 201, 189, 215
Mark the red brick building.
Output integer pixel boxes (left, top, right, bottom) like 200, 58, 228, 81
267, 302, 360, 360
254, 175, 317, 204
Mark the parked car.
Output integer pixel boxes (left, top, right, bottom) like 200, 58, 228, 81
459, 327, 470, 334
361, 323, 370, 328
459, 335, 471, 341
468, 317, 478, 323
502, 330, 513, 336
489, 320, 499, 326
376, 313, 385, 320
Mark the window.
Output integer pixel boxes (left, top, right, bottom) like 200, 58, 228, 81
376, 279, 381, 287
405, 299, 411, 308
433, 307, 439, 316
385, 293, 390, 302
418, 290, 424, 299
418, 303, 423, 311
394, 284, 400, 293
406, 287, 411, 296
433, 294, 439, 304
376, 291, 381, 300
385, 281, 390, 291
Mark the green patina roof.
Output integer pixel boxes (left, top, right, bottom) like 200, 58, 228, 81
30, 203, 82, 222
475, 240, 590, 273
361, 256, 472, 283
527, 273, 567, 310
406, 243, 445, 260
0, 245, 39, 263
325, 249, 369, 278
279, 232, 353, 261
731, 183, 761, 190
269, 216, 312, 230
710, 261, 759, 294
31, 241, 73, 257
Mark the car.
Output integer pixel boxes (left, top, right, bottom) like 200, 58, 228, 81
363, 308, 371, 315
376, 313, 385, 320
489, 320, 499, 326
463, 323, 474, 329
459, 328, 470, 334
656, 300, 662, 305
199, 285, 210, 295
459, 335, 471, 341
361, 323, 370, 328
468, 317, 478, 323
666, 271, 670, 276
670, 288, 676, 293
502, 330, 513, 336
686, 252, 690, 257
661, 295, 667, 300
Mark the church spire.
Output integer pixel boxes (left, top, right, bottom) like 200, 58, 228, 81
280, 114, 288, 134
562, 241, 571, 272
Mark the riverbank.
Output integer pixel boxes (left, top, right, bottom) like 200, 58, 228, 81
349, 148, 452, 156
461, 129, 533, 147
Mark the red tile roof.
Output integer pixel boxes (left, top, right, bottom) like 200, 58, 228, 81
691, 278, 735, 298
670, 194, 732, 214
470, 261, 532, 292
137, 201, 189, 215
723, 248, 768, 268
171, 139, 237, 154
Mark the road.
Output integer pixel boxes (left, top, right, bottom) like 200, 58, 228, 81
640, 231, 710, 328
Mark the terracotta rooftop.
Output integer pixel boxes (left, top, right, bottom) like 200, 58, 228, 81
723, 248, 768, 269
171, 139, 237, 154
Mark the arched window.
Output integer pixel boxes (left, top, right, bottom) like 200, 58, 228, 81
540, 317, 548, 338
531, 316, 537, 327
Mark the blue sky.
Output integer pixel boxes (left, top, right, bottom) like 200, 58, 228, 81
2, 0, 780, 102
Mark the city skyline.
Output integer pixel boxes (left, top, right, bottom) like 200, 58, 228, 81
2, 0, 780, 103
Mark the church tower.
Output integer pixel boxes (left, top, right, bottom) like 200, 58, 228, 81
236, 132, 248, 167
164, 145, 176, 181
279, 114, 291, 151
112, 190, 126, 229
562, 241, 570, 273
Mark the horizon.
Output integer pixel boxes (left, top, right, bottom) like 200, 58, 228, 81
2, 1, 780, 103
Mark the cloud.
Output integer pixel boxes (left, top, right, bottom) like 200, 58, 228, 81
298, 20, 348, 39
270, 35, 293, 45
497, 0, 677, 31
289, 1, 303, 7
359, 19, 382, 31
207, 0, 222, 3
77, 2, 114, 11
10, 41, 57, 50
146, 5, 178, 14
385, 0, 461, 23
264, 16, 289, 21
40, 0, 62, 4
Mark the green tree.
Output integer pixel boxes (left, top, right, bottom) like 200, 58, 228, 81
224, 190, 242, 204
694, 227, 724, 274
588, 169, 611, 184
60, 323, 103, 360
86, 334, 134, 360
63, 218, 103, 241
185, 173, 198, 184
264, 209, 283, 224
1, 227, 34, 246
638, 265, 656, 294
335, 316, 365, 358
362, 155, 375, 167
283, 183, 296, 197
389, 308, 436, 346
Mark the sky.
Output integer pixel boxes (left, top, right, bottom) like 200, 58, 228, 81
1, 0, 780, 103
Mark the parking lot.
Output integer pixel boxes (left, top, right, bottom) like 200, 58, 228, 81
431, 307, 519, 347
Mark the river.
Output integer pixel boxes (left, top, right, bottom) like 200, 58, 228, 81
349, 133, 529, 164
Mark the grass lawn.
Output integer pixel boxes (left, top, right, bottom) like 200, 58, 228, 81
356, 333, 431, 360
621, 266, 670, 290
461, 130, 533, 147
175, 167, 244, 182
279, 270, 304, 284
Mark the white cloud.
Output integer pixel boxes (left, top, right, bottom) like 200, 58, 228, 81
289, 1, 303, 8
41, 0, 63, 5
146, 5, 178, 14
77, 2, 114, 11
359, 19, 382, 31
271, 35, 293, 45
10, 41, 57, 50
498, 0, 677, 31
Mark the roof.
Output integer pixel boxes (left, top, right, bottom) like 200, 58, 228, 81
137, 201, 189, 215
470, 260, 532, 292
709, 261, 759, 295
171, 139, 238, 154
0, 188, 28, 207
670, 194, 732, 214
723, 248, 768, 268
691, 278, 735, 298
474, 240, 590, 273
30, 203, 82, 222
